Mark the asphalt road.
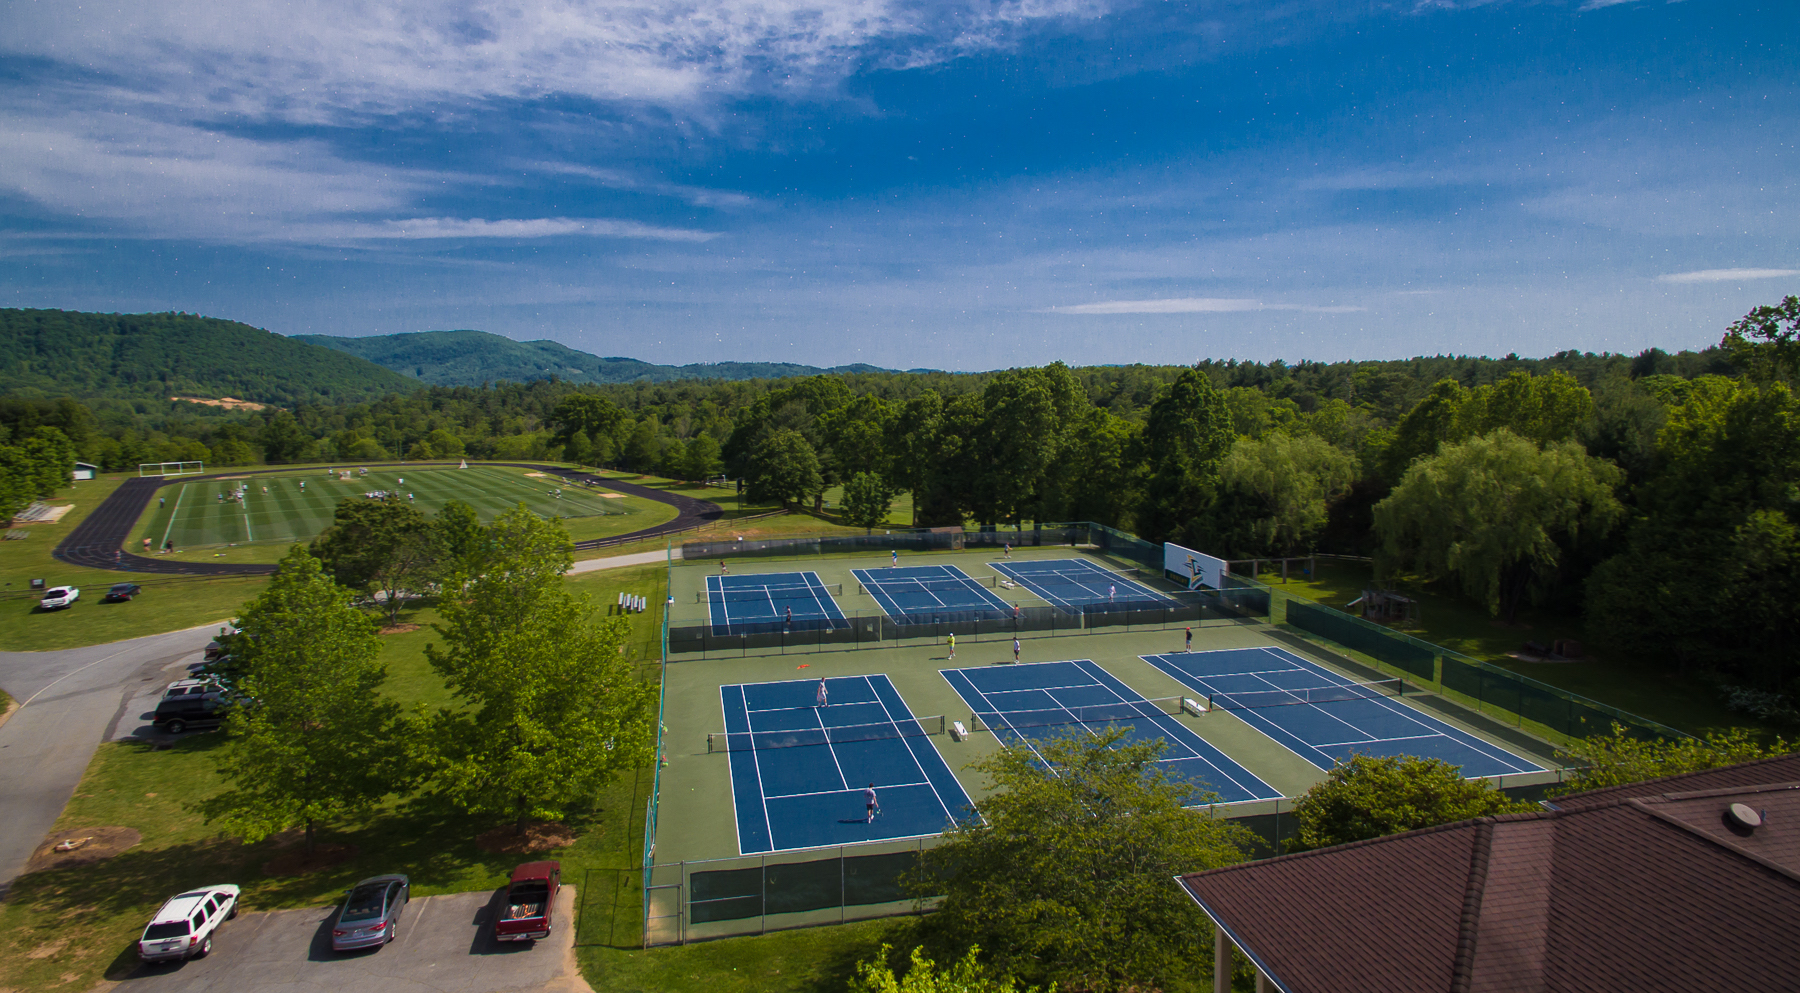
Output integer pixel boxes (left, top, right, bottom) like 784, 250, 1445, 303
0, 621, 224, 895
114, 887, 588, 993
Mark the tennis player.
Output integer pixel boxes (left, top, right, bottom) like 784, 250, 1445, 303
1013, 638, 1021, 663
1185, 627, 1193, 652
864, 783, 880, 823
891, 549, 898, 567
947, 632, 955, 660
1108, 584, 1116, 602
785, 606, 793, 629
721, 560, 729, 575
816, 678, 829, 708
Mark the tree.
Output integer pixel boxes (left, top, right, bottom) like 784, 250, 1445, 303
745, 429, 824, 508
852, 945, 1050, 993
433, 499, 489, 591
1554, 724, 1795, 795
819, 394, 895, 481
549, 394, 625, 463
1288, 755, 1531, 852
841, 471, 897, 531
622, 419, 662, 472
1460, 370, 1594, 446
1135, 369, 1233, 544
1379, 379, 1469, 482
191, 547, 402, 854
310, 498, 437, 623
1213, 433, 1358, 557
1042, 408, 1137, 528
886, 391, 947, 526
258, 411, 310, 463
424, 509, 654, 832
1373, 430, 1624, 622
658, 438, 690, 480
914, 728, 1250, 992
973, 369, 1066, 527
1721, 295, 1800, 380
683, 434, 723, 481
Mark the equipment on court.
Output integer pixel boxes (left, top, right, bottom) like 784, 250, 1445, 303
700, 583, 843, 603
1205, 678, 1404, 713
139, 461, 205, 477
707, 715, 947, 753
969, 696, 1195, 733
857, 575, 996, 595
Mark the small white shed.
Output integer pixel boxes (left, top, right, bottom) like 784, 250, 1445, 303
72, 462, 98, 481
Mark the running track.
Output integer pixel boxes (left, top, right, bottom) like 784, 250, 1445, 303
53, 462, 723, 576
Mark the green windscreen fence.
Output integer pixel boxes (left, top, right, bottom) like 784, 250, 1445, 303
1286, 599, 1436, 680
1438, 654, 1669, 741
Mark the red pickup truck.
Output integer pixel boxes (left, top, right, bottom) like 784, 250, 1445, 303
493, 861, 560, 943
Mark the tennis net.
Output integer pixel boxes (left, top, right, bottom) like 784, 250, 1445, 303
700, 583, 843, 603
1005, 566, 1147, 587
1206, 678, 1404, 712
970, 696, 1197, 733
708, 715, 947, 753
857, 576, 996, 594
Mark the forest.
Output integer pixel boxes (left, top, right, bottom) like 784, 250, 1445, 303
6, 296, 1797, 709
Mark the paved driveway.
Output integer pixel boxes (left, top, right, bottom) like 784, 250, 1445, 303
0, 622, 225, 894
113, 887, 589, 993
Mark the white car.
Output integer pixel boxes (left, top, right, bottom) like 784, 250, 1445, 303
138, 885, 240, 963
40, 586, 79, 610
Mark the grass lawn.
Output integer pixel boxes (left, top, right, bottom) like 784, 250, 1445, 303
134, 464, 670, 559
0, 473, 270, 652
1251, 558, 1766, 737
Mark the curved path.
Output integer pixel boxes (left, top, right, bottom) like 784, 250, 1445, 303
53, 462, 722, 576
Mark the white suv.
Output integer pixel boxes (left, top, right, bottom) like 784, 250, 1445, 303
40, 586, 79, 610
138, 885, 240, 963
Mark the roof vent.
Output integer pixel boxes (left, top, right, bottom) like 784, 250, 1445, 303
1725, 803, 1763, 833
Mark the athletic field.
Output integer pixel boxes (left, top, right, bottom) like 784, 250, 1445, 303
134, 465, 638, 550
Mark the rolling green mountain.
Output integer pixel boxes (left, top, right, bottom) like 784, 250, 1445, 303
295, 329, 894, 386
0, 309, 419, 406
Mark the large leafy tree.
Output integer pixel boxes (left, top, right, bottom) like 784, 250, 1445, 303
1135, 368, 1233, 544
840, 471, 898, 531
744, 428, 825, 508
549, 393, 625, 464
886, 391, 946, 525
192, 547, 402, 853
311, 497, 438, 623
852, 946, 1048, 993
1720, 294, 1800, 380
1042, 407, 1138, 528
1588, 378, 1800, 686
1213, 432, 1358, 557
424, 509, 653, 832
1289, 755, 1530, 852
1374, 429, 1623, 623
914, 728, 1250, 992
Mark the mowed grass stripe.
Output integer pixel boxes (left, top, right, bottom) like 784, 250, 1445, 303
146, 467, 634, 549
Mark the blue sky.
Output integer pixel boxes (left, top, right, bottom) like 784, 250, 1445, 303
1, 0, 1794, 370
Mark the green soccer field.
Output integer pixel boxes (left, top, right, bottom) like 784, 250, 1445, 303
134, 466, 639, 550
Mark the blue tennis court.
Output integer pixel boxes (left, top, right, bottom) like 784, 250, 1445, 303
852, 564, 1012, 621
991, 558, 1178, 614
1143, 647, 1544, 778
717, 674, 976, 854
941, 660, 1281, 805
707, 571, 848, 636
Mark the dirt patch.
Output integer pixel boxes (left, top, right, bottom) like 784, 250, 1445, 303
475, 820, 579, 855
379, 623, 422, 635
525, 471, 549, 477
171, 396, 270, 411
263, 841, 359, 877
25, 827, 141, 874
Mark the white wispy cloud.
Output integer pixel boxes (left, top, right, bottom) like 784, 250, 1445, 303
526, 162, 760, 209
1, 0, 1109, 125
1043, 298, 1365, 315
296, 217, 718, 242
1657, 268, 1800, 284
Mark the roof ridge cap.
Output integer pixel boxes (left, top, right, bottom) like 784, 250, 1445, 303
1198, 813, 1539, 873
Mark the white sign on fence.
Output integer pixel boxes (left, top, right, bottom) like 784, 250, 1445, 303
1164, 542, 1227, 590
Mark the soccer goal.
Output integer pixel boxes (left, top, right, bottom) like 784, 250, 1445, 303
139, 461, 206, 477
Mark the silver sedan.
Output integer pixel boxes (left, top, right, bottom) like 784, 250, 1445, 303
330, 874, 409, 951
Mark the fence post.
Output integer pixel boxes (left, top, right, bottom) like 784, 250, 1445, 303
760, 853, 768, 935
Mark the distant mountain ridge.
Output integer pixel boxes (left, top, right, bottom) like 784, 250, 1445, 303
0, 309, 419, 407
295, 329, 896, 386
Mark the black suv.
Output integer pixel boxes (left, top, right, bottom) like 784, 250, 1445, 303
152, 679, 232, 734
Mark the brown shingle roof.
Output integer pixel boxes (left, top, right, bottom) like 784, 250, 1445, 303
1178, 760, 1800, 993
1546, 752, 1800, 809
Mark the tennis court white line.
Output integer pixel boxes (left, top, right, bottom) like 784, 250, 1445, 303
764, 781, 933, 801
810, 701, 851, 791
863, 674, 964, 825
1069, 660, 1277, 797
718, 684, 776, 855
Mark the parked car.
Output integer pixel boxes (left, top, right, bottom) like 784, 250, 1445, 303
493, 861, 561, 943
331, 874, 410, 951
40, 586, 79, 610
152, 679, 231, 734
104, 583, 143, 602
137, 884, 240, 963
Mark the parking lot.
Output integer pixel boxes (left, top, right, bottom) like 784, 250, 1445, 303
114, 887, 588, 993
